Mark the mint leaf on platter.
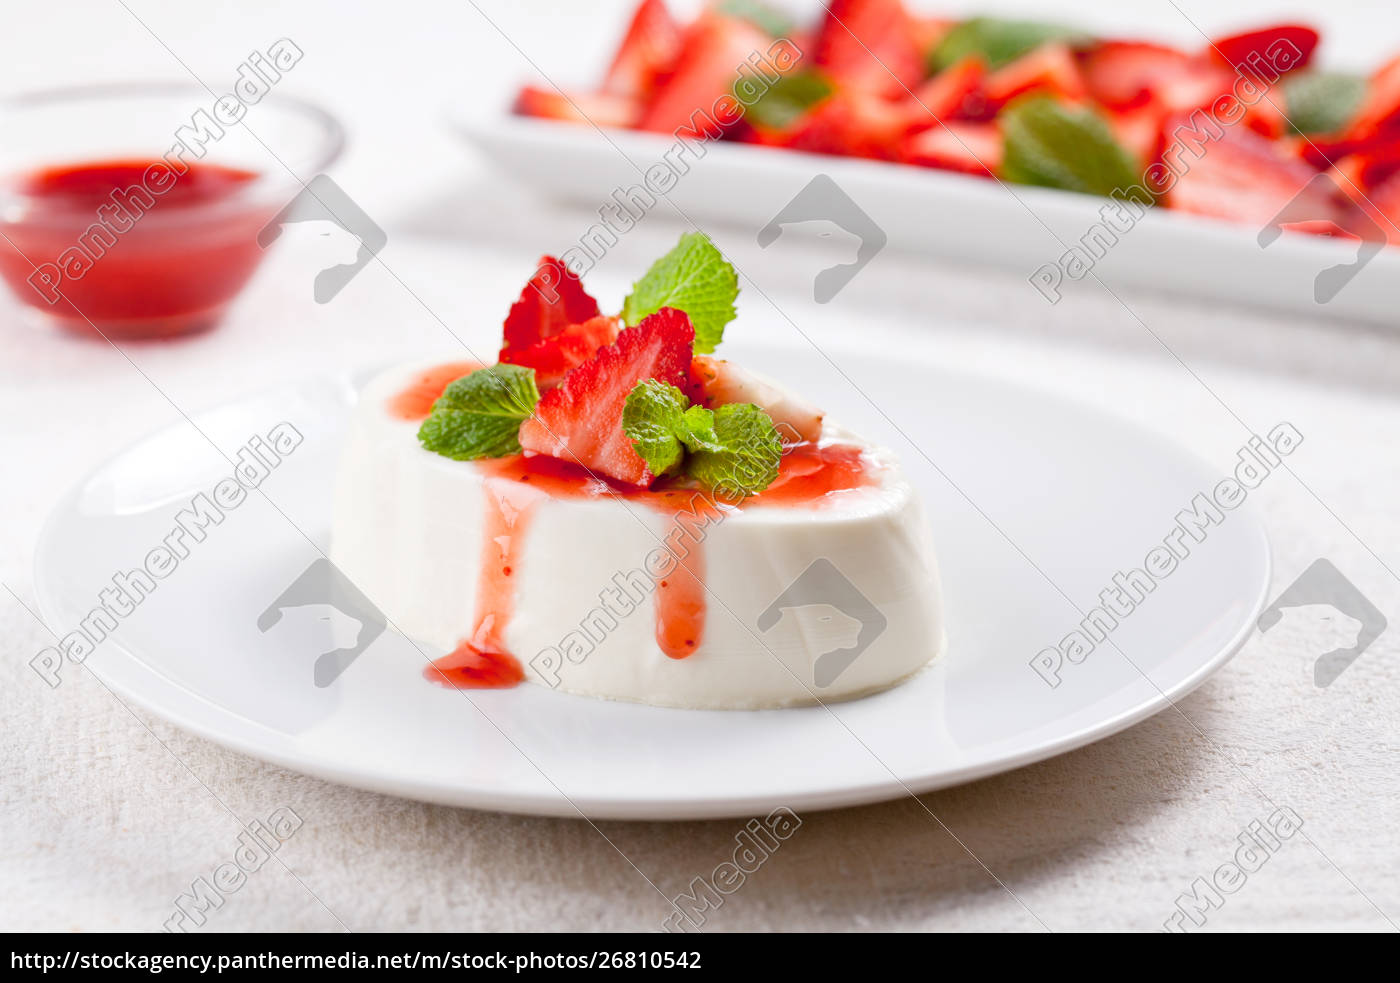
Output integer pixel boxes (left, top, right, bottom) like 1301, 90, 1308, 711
744, 71, 834, 130
715, 0, 795, 38
1001, 96, 1153, 203
932, 17, 1088, 72
1284, 72, 1366, 135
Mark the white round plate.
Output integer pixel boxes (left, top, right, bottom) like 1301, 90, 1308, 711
34, 344, 1270, 819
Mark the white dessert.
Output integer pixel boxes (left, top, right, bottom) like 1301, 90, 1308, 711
330, 359, 945, 710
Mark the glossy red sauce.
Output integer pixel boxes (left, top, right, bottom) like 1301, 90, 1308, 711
425, 642, 526, 689
14, 159, 258, 205
387, 360, 483, 419
400, 365, 876, 687
0, 158, 273, 338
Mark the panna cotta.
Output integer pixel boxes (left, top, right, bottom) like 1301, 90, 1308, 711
329, 234, 945, 708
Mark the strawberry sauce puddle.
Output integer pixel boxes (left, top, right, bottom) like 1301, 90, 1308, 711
393, 364, 874, 689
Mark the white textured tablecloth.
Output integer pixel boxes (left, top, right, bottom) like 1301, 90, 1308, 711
2, 0, 1398, 933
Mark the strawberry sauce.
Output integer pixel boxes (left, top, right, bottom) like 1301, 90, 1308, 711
387, 360, 483, 419
394, 365, 875, 689
0, 158, 273, 338
422, 473, 539, 690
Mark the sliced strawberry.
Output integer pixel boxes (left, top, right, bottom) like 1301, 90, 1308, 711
779, 89, 914, 160
1143, 61, 1237, 117
1163, 121, 1339, 226
909, 15, 955, 55
1348, 144, 1400, 191
501, 256, 600, 354
1208, 24, 1318, 77
1277, 219, 1360, 240
1345, 54, 1400, 142
1340, 169, 1400, 244
899, 121, 1001, 177
1128, 55, 1294, 144
688, 356, 824, 443
518, 308, 695, 487
500, 315, 620, 389
602, 0, 683, 100
983, 43, 1086, 107
812, 0, 924, 94
1080, 40, 1193, 110
636, 13, 770, 135
513, 86, 641, 128
1331, 150, 1400, 243
1300, 128, 1400, 170
1324, 154, 1369, 191
906, 54, 985, 124
1107, 104, 1165, 166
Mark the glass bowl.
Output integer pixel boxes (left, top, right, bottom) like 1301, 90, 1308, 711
0, 81, 343, 339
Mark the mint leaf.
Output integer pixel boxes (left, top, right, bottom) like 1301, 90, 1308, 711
1284, 72, 1365, 135
417, 364, 539, 461
680, 406, 723, 452
1001, 96, 1153, 203
621, 233, 739, 355
932, 17, 1088, 71
622, 380, 722, 477
744, 71, 834, 130
687, 403, 782, 499
622, 380, 692, 477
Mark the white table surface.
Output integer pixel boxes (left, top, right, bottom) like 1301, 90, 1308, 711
2, 0, 1398, 933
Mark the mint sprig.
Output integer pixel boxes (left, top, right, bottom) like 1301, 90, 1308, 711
621, 380, 721, 477
621, 233, 739, 355
685, 403, 783, 498
622, 383, 781, 496
417, 364, 539, 461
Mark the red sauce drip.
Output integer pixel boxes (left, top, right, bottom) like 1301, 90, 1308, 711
0, 159, 271, 338
425, 474, 543, 689
650, 494, 721, 659
387, 360, 483, 420
403, 364, 877, 687
424, 641, 525, 689
760, 444, 872, 504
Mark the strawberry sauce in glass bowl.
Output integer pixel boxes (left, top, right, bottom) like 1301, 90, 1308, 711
0, 83, 343, 339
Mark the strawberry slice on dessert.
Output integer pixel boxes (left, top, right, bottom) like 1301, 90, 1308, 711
601, 0, 683, 100
500, 315, 621, 389
519, 307, 695, 487
501, 256, 601, 355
